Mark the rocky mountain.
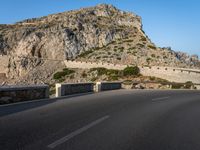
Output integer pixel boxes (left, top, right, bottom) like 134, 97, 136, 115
0, 4, 199, 84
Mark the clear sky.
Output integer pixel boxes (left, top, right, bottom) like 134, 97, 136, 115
0, 0, 199, 56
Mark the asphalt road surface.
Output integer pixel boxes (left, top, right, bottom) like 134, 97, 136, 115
1, 90, 200, 150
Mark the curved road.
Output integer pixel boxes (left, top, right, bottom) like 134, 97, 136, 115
1, 90, 200, 150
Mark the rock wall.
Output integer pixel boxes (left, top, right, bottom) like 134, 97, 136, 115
0, 85, 49, 104
64, 60, 127, 70
56, 83, 94, 97
0, 55, 9, 75
96, 82, 122, 92
64, 60, 200, 84
140, 66, 200, 84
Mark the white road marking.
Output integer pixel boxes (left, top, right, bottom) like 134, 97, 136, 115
47, 115, 110, 149
152, 96, 170, 102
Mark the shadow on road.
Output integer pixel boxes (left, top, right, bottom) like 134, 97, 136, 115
0, 92, 94, 117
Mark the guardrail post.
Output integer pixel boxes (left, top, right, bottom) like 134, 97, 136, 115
56, 84, 62, 97
95, 82, 102, 92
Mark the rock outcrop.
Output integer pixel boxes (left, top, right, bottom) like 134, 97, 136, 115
0, 4, 199, 84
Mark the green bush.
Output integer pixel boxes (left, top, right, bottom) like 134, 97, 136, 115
124, 39, 134, 43
148, 45, 157, 50
119, 47, 124, 52
184, 81, 194, 89
171, 83, 183, 89
140, 36, 147, 41
79, 50, 93, 57
171, 82, 194, 89
91, 77, 98, 82
123, 66, 140, 76
81, 71, 87, 78
90, 67, 107, 76
136, 43, 145, 48
53, 68, 75, 80
150, 76, 156, 81
106, 69, 120, 76
108, 75, 119, 81
90, 68, 120, 77
146, 58, 151, 62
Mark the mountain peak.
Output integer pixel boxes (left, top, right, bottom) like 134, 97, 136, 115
95, 3, 117, 10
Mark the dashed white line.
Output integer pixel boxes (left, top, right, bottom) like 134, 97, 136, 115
47, 115, 110, 149
152, 96, 170, 102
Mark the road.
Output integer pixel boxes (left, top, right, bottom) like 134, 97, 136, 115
1, 90, 200, 150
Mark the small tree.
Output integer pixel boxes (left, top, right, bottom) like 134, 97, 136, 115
123, 66, 140, 76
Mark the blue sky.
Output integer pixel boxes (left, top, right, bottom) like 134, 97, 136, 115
0, 0, 199, 56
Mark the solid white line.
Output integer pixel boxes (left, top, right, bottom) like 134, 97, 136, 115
47, 115, 110, 149
152, 96, 170, 101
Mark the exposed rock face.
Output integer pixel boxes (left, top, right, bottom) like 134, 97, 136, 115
0, 4, 199, 84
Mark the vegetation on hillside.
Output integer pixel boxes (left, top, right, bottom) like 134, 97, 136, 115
53, 68, 75, 80
171, 81, 194, 89
88, 66, 140, 81
123, 66, 140, 76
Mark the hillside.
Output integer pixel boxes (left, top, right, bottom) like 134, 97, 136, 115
0, 4, 199, 84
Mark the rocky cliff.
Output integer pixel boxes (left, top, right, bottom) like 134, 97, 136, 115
0, 4, 199, 84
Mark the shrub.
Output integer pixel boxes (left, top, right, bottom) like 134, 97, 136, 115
90, 68, 120, 76
119, 47, 124, 52
106, 69, 120, 76
108, 75, 119, 81
108, 52, 111, 55
90, 67, 107, 76
53, 68, 75, 80
58, 78, 65, 83
128, 47, 136, 51
123, 66, 140, 76
148, 45, 157, 50
171, 83, 183, 89
53, 72, 66, 80
69, 74, 75, 79
184, 81, 194, 89
163, 55, 168, 59
49, 84, 56, 95
140, 36, 147, 41
150, 76, 156, 81
136, 43, 145, 48
79, 50, 93, 57
124, 39, 134, 43
96, 56, 101, 59
146, 58, 151, 62
81, 71, 87, 78
91, 77, 98, 82
49, 88, 56, 95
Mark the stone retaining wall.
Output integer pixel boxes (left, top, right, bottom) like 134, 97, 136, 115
140, 66, 200, 84
64, 60, 200, 84
0, 85, 49, 104
64, 60, 127, 70
56, 83, 94, 97
95, 82, 122, 92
